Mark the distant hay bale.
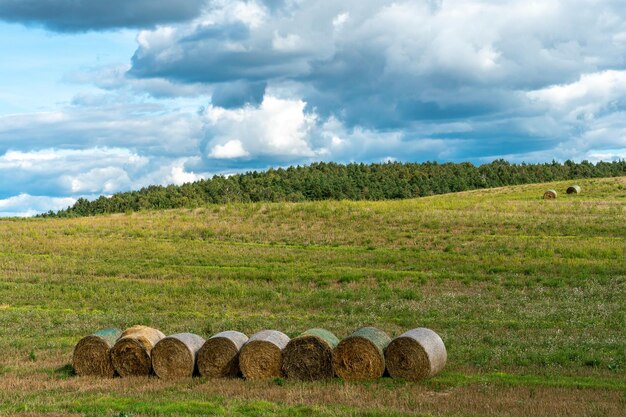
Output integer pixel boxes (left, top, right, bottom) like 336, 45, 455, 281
567, 185, 581, 194
152, 333, 205, 379
197, 331, 248, 378
385, 328, 447, 381
543, 189, 558, 199
333, 327, 391, 381
239, 330, 290, 380
72, 328, 121, 377
111, 325, 165, 377
283, 328, 339, 381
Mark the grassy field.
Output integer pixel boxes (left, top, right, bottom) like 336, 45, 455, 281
0, 177, 624, 416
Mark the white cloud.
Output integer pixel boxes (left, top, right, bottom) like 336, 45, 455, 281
585, 149, 626, 161
230, 0, 267, 28
129, 157, 208, 188
0, 146, 203, 198
0, 194, 76, 217
65, 167, 132, 194
0, 92, 204, 154
4, 0, 626, 217
332, 12, 349, 29
205, 95, 319, 159
209, 140, 250, 159
527, 70, 626, 119
168, 164, 202, 185
272, 32, 301, 51
0, 147, 148, 173
513, 70, 626, 162
311, 115, 468, 162
137, 26, 177, 50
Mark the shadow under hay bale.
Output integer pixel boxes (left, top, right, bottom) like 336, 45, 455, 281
239, 330, 290, 380
567, 185, 581, 194
543, 189, 558, 199
385, 328, 447, 381
152, 333, 205, 379
283, 328, 339, 381
197, 331, 248, 378
72, 328, 121, 377
333, 327, 391, 381
111, 325, 165, 377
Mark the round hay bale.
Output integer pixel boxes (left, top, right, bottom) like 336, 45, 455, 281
385, 328, 447, 381
152, 333, 205, 379
566, 185, 581, 194
111, 325, 165, 377
333, 327, 391, 381
197, 331, 248, 378
239, 330, 290, 380
543, 189, 557, 199
283, 328, 339, 381
72, 328, 121, 377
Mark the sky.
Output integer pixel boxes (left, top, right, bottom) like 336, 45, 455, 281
1, 0, 626, 216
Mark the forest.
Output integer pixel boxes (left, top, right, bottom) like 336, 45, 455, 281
44, 159, 626, 217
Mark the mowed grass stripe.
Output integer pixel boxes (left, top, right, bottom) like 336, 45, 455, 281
0, 177, 623, 416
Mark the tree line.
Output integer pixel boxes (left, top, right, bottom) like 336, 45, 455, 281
42, 159, 626, 217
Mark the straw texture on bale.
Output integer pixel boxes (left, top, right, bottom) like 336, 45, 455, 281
197, 331, 248, 378
111, 325, 165, 377
239, 330, 290, 380
385, 328, 447, 381
333, 327, 391, 381
543, 189, 557, 199
283, 328, 339, 381
152, 333, 205, 379
72, 328, 121, 377
567, 185, 581, 194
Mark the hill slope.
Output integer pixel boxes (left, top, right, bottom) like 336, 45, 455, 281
0, 177, 624, 416
45, 159, 626, 217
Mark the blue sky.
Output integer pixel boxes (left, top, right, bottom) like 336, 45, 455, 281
1, 0, 626, 216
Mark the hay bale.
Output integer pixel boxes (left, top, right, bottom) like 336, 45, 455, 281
111, 325, 165, 377
152, 333, 205, 379
333, 327, 391, 381
385, 328, 447, 381
567, 185, 581, 194
543, 189, 557, 199
239, 330, 290, 380
283, 328, 339, 381
197, 331, 248, 378
72, 328, 121, 377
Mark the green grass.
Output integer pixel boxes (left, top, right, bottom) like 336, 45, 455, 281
0, 177, 624, 416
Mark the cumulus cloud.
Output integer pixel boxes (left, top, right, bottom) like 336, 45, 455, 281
3, 0, 626, 215
122, 0, 626, 162
168, 162, 204, 185
0, 194, 76, 217
527, 70, 626, 121
0, 0, 207, 32
65, 167, 132, 194
204, 95, 319, 162
128, 0, 626, 125
0, 147, 148, 198
132, 157, 207, 188
209, 140, 250, 159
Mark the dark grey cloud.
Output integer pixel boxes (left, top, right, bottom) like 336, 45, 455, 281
3, 0, 626, 216
129, 19, 308, 84
128, 0, 626, 129
0, 0, 207, 32
123, 0, 626, 171
211, 81, 267, 108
